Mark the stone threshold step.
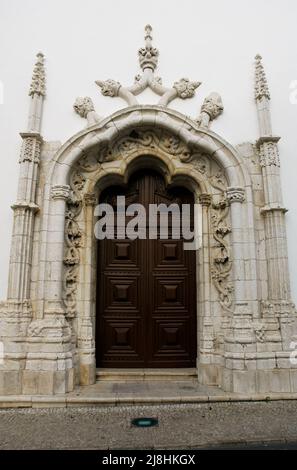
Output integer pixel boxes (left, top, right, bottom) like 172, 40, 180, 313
96, 368, 197, 381
1, 393, 297, 409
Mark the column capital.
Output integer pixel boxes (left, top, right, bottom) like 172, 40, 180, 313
11, 201, 39, 213
256, 135, 280, 147
20, 131, 43, 142
198, 193, 212, 206
226, 187, 245, 204
84, 192, 97, 206
51, 184, 70, 200
260, 204, 288, 215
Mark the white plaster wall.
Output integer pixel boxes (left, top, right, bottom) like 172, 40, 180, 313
0, 0, 296, 302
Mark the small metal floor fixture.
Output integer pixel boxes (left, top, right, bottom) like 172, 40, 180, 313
131, 417, 159, 428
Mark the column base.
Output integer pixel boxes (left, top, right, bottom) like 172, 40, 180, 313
0, 308, 75, 395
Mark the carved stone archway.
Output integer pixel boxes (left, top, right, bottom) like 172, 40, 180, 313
1, 27, 296, 396
24, 106, 258, 392
62, 124, 236, 384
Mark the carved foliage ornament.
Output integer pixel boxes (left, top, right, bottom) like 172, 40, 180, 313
95, 25, 201, 107
73, 97, 95, 118
19, 137, 41, 164
63, 172, 85, 318
138, 25, 159, 70
254, 54, 270, 101
77, 128, 192, 173
259, 142, 280, 168
196, 93, 224, 128
210, 186, 233, 311
73, 26, 224, 125
185, 151, 233, 311
173, 78, 201, 100
73, 97, 101, 126
29, 52, 46, 97
94, 80, 121, 98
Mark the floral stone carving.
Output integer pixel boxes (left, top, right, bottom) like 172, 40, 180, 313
73, 97, 101, 126
196, 93, 224, 128
63, 170, 85, 318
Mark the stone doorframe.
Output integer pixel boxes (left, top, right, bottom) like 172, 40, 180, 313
48, 106, 254, 387
1, 105, 297, 395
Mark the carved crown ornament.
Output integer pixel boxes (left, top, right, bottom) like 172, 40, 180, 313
73, 25, 223, 128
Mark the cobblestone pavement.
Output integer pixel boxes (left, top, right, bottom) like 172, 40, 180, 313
1, 400, 297, 449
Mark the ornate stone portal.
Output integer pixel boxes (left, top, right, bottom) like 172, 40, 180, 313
0, 28, 296, 396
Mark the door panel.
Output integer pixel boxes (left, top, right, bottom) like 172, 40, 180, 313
96, 169, 197, 367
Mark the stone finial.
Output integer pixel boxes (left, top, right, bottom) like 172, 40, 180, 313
173, 78, 201, 99
138, 24, 159, 71
73, 97, 95, 118
73, 97, 101, 126
95, 79, 121, 97
196, 92, 223, 128
95, 25, 200, 107
254, 54, 270, 101
29, 52, 46, 97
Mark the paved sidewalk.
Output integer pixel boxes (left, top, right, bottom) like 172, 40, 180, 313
1, 400, 297, 449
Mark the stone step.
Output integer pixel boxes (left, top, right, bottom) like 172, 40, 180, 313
96, 368, 197, 382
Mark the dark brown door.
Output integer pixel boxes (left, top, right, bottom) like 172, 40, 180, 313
96, 169, 197, 367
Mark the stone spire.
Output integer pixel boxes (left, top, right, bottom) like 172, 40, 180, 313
27, 52, 46, 132
7, 52, 45, 302
253, 53, 291, 305
138, 24, 159, 71
254, 54, 270, 101
29, 52, 46, 97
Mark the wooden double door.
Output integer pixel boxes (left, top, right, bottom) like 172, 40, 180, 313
96, 169, 197, 368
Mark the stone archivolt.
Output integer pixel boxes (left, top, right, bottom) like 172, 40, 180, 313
68, 128, 234, 324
